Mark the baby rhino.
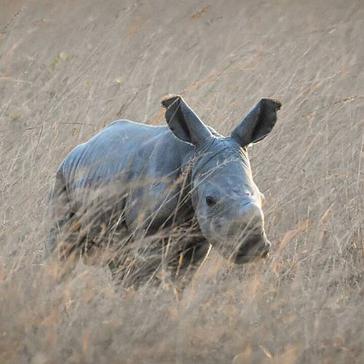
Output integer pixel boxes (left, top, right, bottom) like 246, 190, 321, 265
48, 95, 281, 282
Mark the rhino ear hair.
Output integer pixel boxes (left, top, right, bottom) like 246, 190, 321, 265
161, 95, 212, 146
161, 94, 181, 109
231, 98, 281, 147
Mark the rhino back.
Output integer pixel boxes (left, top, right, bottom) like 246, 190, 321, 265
59, 119, 192, 203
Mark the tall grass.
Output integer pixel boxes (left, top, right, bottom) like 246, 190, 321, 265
0, 0, 363, 362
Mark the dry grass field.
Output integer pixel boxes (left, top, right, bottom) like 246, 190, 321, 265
0, 0, 363, 363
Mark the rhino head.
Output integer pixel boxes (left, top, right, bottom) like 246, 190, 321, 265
162, 95, 281, 264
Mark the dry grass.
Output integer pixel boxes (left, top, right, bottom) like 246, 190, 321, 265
0, 0, 363, 363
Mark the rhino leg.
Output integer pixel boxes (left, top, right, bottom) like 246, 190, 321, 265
47, 171, 78, 259
107, 230, 211, 288
172, 238, 211, 279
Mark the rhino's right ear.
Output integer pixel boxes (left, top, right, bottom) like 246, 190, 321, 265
162, 95, 213, 146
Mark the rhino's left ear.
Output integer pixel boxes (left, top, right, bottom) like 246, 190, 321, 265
231, 98, 281, 147
162, 95, 212, 146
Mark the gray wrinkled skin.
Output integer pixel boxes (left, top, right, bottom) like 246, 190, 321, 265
48, 95, 281, 276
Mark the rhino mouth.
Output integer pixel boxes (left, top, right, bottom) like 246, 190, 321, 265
234, 234, 270, 264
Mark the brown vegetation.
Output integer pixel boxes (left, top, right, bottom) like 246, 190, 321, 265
0, 0, 363, 363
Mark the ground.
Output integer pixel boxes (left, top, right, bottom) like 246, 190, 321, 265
0, 0, 363, 363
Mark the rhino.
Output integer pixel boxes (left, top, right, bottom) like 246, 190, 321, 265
48, 95, 281, 282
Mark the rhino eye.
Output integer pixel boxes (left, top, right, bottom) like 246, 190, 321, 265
205, 196, 217, 207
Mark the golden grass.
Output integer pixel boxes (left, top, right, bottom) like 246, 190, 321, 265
0, 0, 363, 363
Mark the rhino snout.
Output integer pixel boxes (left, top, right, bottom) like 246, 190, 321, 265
231, 203, 270, 264
234, 235, 271, 264
199, 202, 270, 263
226, 202, 263, 236
239, 201, 263, 227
